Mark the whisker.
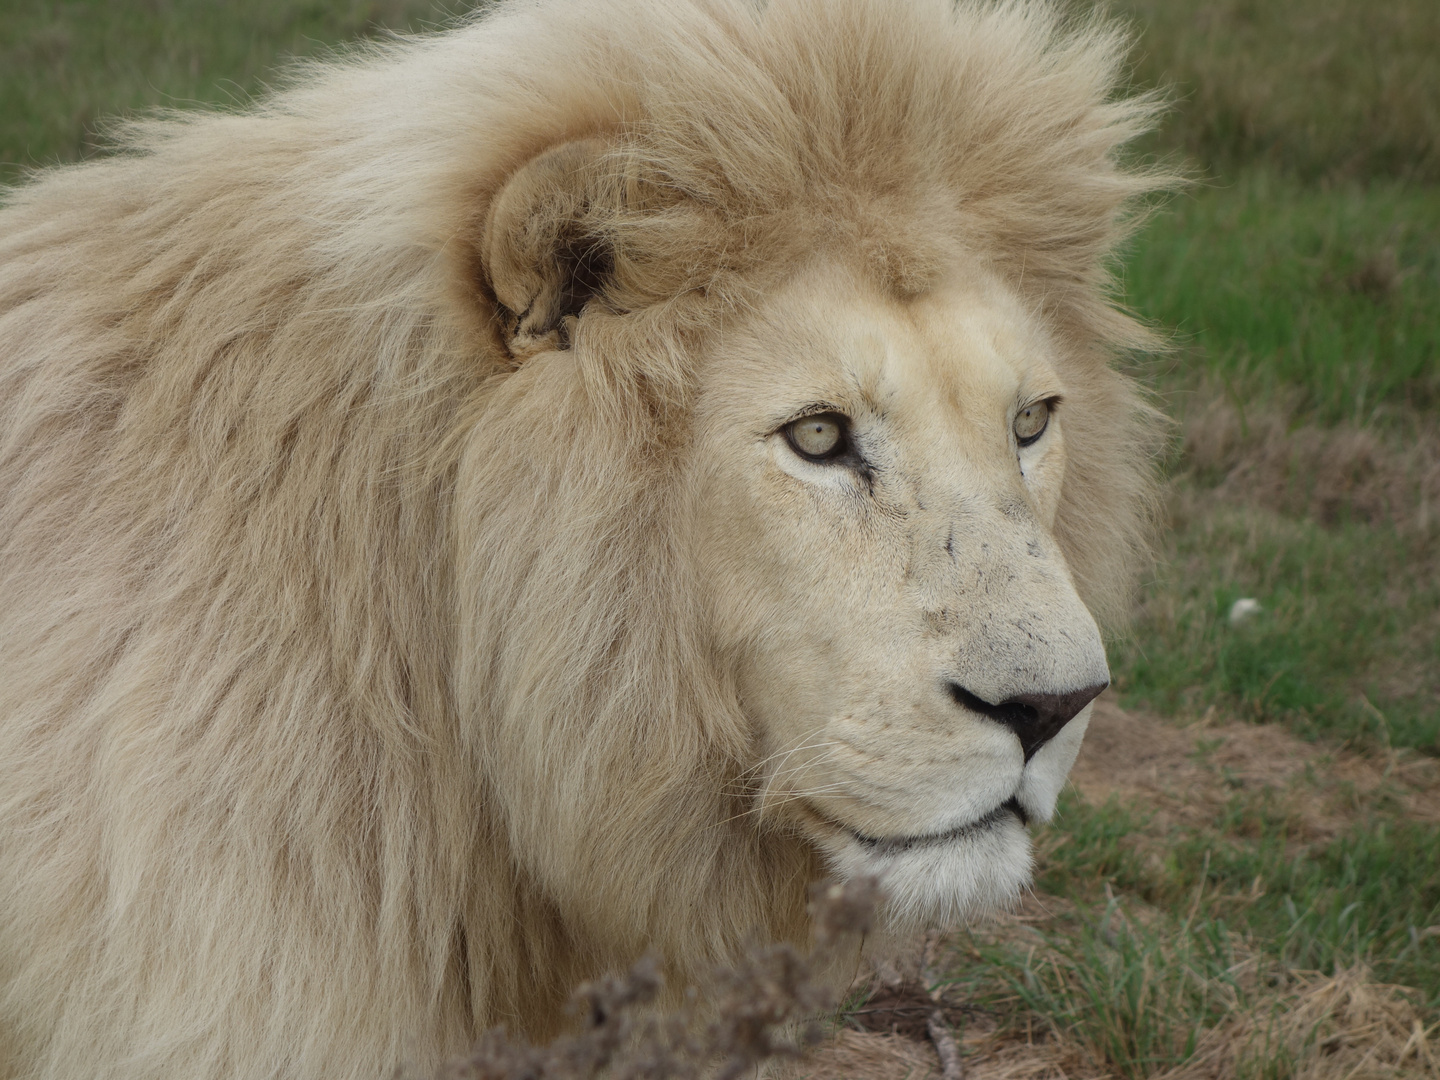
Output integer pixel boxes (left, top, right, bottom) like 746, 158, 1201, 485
719, 739, 843, 796
740, 738, 845, 776
721, 750, 842, 793
710, 782, 852, 829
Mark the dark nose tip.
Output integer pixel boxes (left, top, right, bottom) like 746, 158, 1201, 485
948, 681, 1108, 761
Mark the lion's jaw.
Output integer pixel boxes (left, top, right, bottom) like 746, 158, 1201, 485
688, 262, 1110, 929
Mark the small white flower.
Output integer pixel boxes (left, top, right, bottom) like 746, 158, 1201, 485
1228, 597, 1262, 625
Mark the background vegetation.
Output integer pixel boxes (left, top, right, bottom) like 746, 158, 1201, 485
2, 0, 1436, 1076
0, 0, 453, 184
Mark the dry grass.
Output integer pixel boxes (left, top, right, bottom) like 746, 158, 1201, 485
1177, 388, 1440, 533
1155, 966, 1437, 1080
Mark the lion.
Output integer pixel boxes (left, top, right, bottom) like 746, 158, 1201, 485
0, 0, 1173, 1076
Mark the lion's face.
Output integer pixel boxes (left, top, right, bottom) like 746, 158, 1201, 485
685, 260, 1109, 926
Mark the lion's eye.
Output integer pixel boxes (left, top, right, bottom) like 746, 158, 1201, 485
784, 413, 848, 461
1014, 400, 1051, 447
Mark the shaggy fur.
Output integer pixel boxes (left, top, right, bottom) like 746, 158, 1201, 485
0, 1, 1173, 1077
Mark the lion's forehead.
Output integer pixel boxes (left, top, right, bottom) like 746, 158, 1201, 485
733, 263, 1063, 456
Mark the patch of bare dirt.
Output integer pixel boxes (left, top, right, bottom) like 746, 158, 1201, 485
848, 984, 960, 1042
1071, 696, 1440, 842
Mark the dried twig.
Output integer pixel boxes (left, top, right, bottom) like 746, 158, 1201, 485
927, 1009, 964, 1080
922, 928, 964, 1080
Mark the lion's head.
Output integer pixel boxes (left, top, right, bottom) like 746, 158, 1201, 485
457, 0, 1169, 972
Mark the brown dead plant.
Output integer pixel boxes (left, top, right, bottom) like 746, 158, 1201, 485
437, 878, 881, 1080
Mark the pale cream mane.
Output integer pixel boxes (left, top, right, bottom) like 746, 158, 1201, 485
0, 1, 1174, 1076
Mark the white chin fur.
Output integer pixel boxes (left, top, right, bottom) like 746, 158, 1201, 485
815, 704, 1097, 928
822, 812, 1032, 929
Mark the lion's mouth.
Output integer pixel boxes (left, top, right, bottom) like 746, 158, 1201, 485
812, 796, 1028, 854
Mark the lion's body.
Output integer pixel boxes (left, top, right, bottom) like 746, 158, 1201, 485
0, 1, 1170, 1077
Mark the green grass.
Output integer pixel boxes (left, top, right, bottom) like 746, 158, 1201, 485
1123, 173, 1440, 422
975, 916, 1242, 1080
950, 791, 1440, 1077
0, 0, 453, 186
1181, 818, 1440, 992
1037, 791, 1440, 997
1102, 0, 1440, 758
1107, 173, 1440, 751
1111, 504, 1440, 751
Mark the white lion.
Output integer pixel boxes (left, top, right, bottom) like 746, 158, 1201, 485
0, 0, 1171, 1076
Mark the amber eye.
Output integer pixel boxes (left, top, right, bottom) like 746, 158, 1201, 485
1014, 400, 1051, 447
784, 413, 848, 461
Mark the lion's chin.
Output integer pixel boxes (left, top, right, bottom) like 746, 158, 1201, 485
813, 802, 1033, 929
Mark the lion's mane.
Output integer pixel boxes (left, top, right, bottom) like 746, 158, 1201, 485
0, 0, 1172, 1076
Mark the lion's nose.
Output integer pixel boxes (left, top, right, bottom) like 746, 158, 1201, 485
947, 682, 1108, 761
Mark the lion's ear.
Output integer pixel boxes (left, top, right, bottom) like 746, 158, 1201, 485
482, 139, 619, 360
